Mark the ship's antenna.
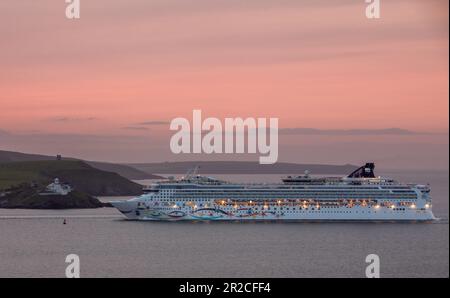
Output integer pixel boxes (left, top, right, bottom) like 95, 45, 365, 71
192, 165, 200, 176
185, 165, 200, 179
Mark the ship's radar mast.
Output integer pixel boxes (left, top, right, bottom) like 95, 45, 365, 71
184, 165, 200, 179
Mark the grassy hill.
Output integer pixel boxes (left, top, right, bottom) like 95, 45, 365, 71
0, 150, 57, 162
0, 150, 162, 180
86, 161, 163, 180
0, 160, 143, 195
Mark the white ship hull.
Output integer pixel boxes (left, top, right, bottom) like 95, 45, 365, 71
111, 163, 436, 222
111, 201, 435, 222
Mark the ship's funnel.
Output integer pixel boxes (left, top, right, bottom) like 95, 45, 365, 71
347, 163, 375, 178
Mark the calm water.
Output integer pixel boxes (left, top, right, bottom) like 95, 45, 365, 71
0, 170, 448, 278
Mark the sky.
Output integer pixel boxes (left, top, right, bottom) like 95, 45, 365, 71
0, 0, 448, 169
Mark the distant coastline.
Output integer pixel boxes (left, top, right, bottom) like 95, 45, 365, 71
0, 149, 360, 209
1, 149, 358, 175
0, 150, 164, 180
128, 161, 358, 175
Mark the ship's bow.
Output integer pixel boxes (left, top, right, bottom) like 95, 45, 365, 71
111, 200, 139, 220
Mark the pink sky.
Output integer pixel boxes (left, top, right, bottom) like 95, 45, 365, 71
0, 0, 448, 168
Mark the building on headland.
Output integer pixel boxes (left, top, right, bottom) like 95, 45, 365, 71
39, 178, 72, 196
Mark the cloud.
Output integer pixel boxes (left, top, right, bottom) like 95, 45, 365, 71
0, 129, 447, 169
137, 121, 170, 126
121, 126, 149, 131
278, 128, 429, 136
0, 129, 10, 136
47, 117, 98, 122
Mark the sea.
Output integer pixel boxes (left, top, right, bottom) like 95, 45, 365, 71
0, 170, 448, 278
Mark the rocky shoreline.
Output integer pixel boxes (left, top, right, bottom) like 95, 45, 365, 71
0, 183, 112, 209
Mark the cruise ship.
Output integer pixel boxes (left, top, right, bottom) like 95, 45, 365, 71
111, 163, 436, 221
